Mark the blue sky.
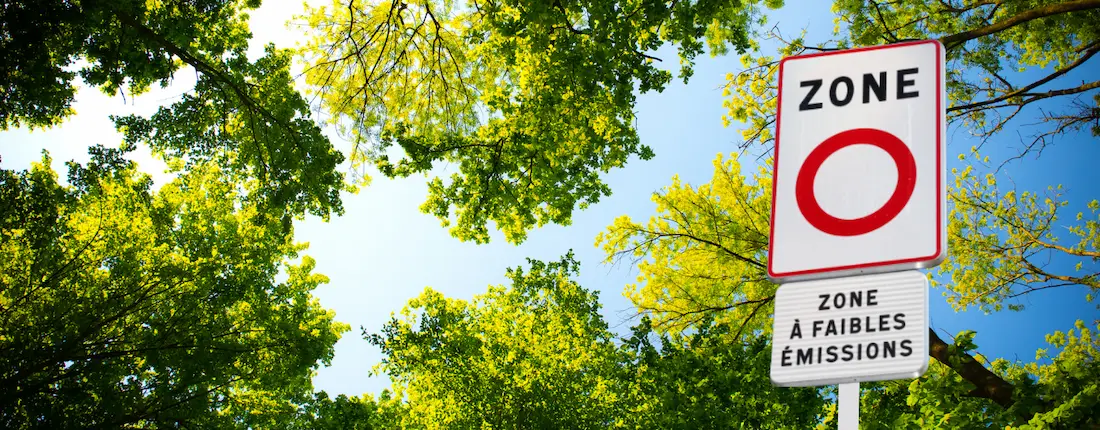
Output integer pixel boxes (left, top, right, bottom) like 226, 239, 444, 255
1, 1, 1096, 400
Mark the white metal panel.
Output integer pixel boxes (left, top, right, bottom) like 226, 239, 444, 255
768, 40, 947, 283
770, 270, 928, 387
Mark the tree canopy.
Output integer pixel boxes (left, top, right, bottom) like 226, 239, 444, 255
1, 0, 349, 222
362, 254, 824, 429
2, 1, 359, 426
368, 254, 632, 428
2, 0, 1098, 428
299, 0, 778, 244
0, 147, 347, 427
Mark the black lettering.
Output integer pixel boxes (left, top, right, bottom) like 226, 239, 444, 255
897, 68, 919, 99
883, 340, 896, 358
849, 290, 862, 307
867, 289, 879, 306
817, 346, 823, 364
841, 344, 854, 361
863, 71, 887, 103
800, 80, 824, 110
830, 76, 854, 106
797, 347, 814, 365
893, 313, 906, 330
781, 347, 792, 366
833, 293, 846, 309
865, 316, 876, 333
818, 293, 831, 311
900, 339, 913, 357
825, 319, 837, 336
857, 342, 863, 360
813, 320, 823, 338
826, 346, 839, 363
867, 342, 879, 359
850, 317, 861, 334
879, 314, 891, 332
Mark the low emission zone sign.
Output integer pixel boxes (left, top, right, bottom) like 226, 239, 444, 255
768, 40, 947, 283
770, 270, 928, 387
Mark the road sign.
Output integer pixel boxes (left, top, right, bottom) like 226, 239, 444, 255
767, 40, 947, 283
769, 270, 928, 387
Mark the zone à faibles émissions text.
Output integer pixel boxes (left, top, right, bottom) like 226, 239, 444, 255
778, 289, 916, 367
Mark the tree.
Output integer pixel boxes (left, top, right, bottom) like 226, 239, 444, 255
364, 254, 825, 429
596, 154, 774, 336
1, 0, 348, 221
287, 391, 410, 430
367, 253, 632, 428
941, 152, 1098, 313
621, 317, 825, 429
601, 0, 1100, 426
0, 147, 348, 428
299, 0, 780, 244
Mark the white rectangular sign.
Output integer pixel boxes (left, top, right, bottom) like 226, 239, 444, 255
767, 40, 947, 283
770, 270, 928, 387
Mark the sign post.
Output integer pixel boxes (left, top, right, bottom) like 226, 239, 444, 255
839, 383, 859, 430
766, 40, 946, 429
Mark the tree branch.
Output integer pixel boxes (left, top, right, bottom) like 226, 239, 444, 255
927, 328, 1014, 408
627, 228, 767, 269
948, 42, 1100, 114
102, 4, 299, 144
940, 0, 1100, 50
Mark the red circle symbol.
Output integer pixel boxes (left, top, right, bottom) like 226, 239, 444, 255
795, 128, 916, 236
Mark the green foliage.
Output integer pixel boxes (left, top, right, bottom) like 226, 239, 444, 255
4, 1, 1097, 428
112, 45, 350, 222
939, 150, 1099, 313
621, 318, 825, 429
300, 0, 774, 244
1, 0, 347, 221
847, 323, 1100, 429
365, 254, 828, 429
0, 148, 347, 428
288, 391, 410, 430
597, 153, 774, 335
368, 253, 630, 428
1017, 321, 1100, 428
0, 0, 254, 130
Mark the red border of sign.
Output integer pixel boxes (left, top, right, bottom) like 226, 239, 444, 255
767, 39, 944, 280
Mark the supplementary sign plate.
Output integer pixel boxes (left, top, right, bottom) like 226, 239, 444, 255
770, 270, 928, 387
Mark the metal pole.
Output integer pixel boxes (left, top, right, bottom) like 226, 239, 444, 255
839, 382, 859, 430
